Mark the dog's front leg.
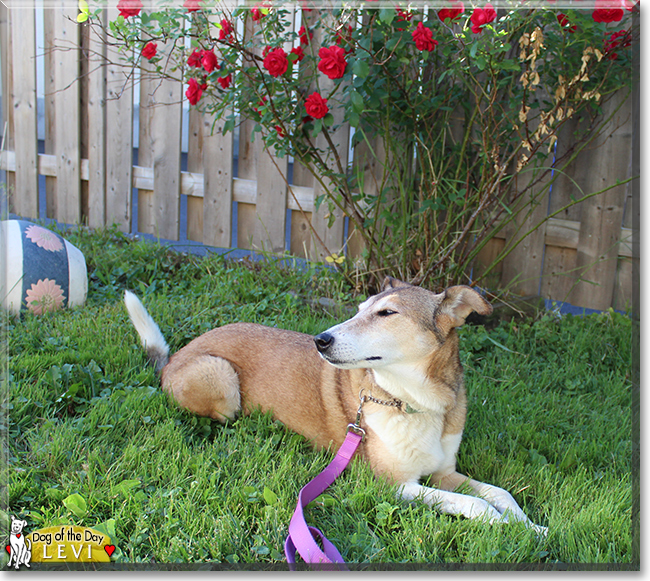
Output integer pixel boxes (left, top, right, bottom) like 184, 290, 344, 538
398, 481, 505, 524
437, 472, 548, 536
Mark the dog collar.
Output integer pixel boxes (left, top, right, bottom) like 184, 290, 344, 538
359, 388, 422, 414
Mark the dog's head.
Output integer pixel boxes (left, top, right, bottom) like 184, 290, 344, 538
10, 516, 27, 535
314, 277, 492, 370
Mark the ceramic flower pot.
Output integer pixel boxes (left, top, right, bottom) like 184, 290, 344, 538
1, 220, 88, 316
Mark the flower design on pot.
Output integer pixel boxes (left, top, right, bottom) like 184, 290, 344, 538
25, 225, 64, 252
25, 279, 66, 315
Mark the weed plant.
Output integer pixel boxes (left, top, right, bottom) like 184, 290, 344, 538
1, 226, 634, 568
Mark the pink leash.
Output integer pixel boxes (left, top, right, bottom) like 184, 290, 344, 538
284, 421, 365, 570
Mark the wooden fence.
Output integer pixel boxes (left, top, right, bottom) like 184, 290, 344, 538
0, 4, 637, 312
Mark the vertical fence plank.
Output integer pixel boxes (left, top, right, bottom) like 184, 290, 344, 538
11, 7, 39, 219
86, 12, 107, 228
43, 7, 58, 219
1, 4, 16, 211
540, 117, 582, 303
567, 92, 631, 311
349, 136, 385, 261
203, 113, 233, 248
308, 13, 347, 261
187, 108, 204, 242
104, 6, 133, 232
137, 55, 155, 235
500, 162, 551, 296
250, 6, 292, 255
237, 18, 260, 250
53, 3, 81, 225
289, 10, 316, 258
80, 24, 90, 219
237, 118, 257, 249
254, 140, 287, 253
150, 49, 182, 241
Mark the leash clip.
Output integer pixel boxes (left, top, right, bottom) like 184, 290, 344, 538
347, 389, 367, 440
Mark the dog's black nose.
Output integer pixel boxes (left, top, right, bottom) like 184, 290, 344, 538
314, 332, 334, 353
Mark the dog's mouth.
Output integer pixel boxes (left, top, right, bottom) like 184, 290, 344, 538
320, 353, 383, 367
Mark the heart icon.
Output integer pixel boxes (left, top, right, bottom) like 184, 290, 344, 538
104, 545, 116, 557
16, 534, 20, 539
5, 545, 10, 554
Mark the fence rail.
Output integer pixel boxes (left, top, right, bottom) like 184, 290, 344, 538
0, 4, 637, 312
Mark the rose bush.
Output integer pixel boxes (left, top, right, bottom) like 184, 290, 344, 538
102, 1, 637, 291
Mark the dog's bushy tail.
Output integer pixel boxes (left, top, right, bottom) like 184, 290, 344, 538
124, 290, 170, 373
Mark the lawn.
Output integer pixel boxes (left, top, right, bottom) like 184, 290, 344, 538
1, 226, 636, 569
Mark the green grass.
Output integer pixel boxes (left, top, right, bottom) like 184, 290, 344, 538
1, 226, 636, 568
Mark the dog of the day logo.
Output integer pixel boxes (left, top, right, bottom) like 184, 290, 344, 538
5, 516, 116, 567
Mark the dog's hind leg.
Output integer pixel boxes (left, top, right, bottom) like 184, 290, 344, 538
163, 355, 241, 423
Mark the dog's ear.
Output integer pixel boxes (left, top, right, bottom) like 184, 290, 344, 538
381, 276, 411, 292
436, 286, 492, 333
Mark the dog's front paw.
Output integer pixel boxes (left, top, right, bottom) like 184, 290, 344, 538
531, 523, 548, 538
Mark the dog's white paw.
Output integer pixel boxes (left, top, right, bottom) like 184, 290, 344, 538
531, 523, 548, 538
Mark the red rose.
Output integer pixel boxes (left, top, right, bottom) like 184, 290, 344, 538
217, 74, 232, 89
470, 3, 497, 33
557, 13, 577, 32
604, 29, 632, 59
395, 8, 414, 31
275, 125, 286, 138
258, 96, 267, 108
438, 2, 464, 22
335, 24, 354, 49
201, 49, 218, 72
187, 50, 202, 68
142, 42, 157, 60
411, 22, 438, 52
117, 0, 142, 18
396, 8, 414, 22
299, 25, 313, 46
251, 2, 270, 21
253, 95, 268, 117
304, 92, 328, 120
291, 46, 305, 62
183, 0, 201, 12
592, 7, 624, 22
186, 78, 203, 105
219, 19, 233, 40
263, 47, 289, 78
317, 45, 347, 80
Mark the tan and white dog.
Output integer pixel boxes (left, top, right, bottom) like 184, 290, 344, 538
124, 277, 546, 535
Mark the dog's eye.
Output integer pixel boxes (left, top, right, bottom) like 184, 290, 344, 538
377, 309, 397, 317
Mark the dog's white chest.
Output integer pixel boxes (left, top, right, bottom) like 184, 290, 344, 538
365, 410, 461, 482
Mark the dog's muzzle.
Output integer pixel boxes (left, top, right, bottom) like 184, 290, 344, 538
314, 332, 334, 354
